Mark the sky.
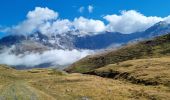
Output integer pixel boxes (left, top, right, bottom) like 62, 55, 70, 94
1, 0, 170, 37
1, 0, 170, 26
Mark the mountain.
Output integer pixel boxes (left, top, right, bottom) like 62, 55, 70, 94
142, 21, 170, 38
74, 21, 170, 49
1, 21, 170, 68
1, 21, 170, 52
65, 33, 170, 73
0, 32, 78, 59
74, 32, 138, 49
0, 22, 170, 50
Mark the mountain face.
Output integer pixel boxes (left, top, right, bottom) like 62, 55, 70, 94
29, 32, 75, 50
0, 32, 76, 54
74, 32, 137, 49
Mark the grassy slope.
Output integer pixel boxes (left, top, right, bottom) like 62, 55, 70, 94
0, 65, 170, 100
86, 57, 170, 87
65, 33, 170, 73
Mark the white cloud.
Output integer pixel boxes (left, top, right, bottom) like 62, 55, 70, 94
78, 6, 85, 13
0, 49, 93, 67
88, 5, 93, 13
73, 17, 105, 35
10, 7, 58, 35
163, 16, 170, 23
104, 10, 163, 34
27, 7, 58, 21
0, 27, 10, 33
79, 5, 94, 13
5, 7, 105, 36
51, 19, 73, 34
38, 19, 73, 36
4, 8, 170, 36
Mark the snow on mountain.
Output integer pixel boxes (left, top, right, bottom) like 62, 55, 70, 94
1, 21, 170, 68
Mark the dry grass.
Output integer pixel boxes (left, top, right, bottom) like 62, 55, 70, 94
85, 57, 170, 87
31, 73, 170, 100
0, 65, 170, 100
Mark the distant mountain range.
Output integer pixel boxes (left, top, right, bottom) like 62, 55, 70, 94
1, 21, 170, 53
0, 21, 170, 68
75, 21, 170, 49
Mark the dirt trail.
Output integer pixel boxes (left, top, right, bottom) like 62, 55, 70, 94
0, 81, 55, 100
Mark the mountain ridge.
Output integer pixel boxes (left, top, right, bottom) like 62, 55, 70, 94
1, 21, 170, 51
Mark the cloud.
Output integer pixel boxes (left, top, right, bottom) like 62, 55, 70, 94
6, 7, 105, 36
10, 7, 58, 35
27, 7, 58, 21
88, 5, 93, 13
104, 10, 163, 34
163, 16, 170, 23
0, 48, 93, 67
79, 5, 94, 13
38, 19, 73, 35
4, 7, 170, 36
0, 27, 10, 33
73, 17, 105, 35
78, 6, 85, 13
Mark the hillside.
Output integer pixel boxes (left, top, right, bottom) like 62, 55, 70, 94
65, 33, 170, 73
85, 57, 170, 87
0, 65, 170, 100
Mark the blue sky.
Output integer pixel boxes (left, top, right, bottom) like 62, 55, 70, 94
1, 0, 170, 26
1, 0, 170, 38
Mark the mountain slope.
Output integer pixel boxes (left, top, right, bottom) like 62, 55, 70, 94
74, 21, 170, 49
65, 33, 170, 73
85, 57, 170, 86
142, 21, 170, 38
74, 32, 139, 49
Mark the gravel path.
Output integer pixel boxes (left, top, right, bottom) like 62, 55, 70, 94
0, 81, 55, 100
